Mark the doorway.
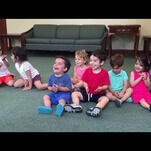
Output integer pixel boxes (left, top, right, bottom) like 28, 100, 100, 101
0, 19, 8, 50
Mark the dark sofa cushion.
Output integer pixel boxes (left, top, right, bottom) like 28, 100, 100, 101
56, 25, 80, 39
33, 24, 57, 38
75, 39, 101, 45
26, 38, 50, 44
50, 39, 75, 44
80, 25, 106, 39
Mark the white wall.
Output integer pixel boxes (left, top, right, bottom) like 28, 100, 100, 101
6, 19, 151, 50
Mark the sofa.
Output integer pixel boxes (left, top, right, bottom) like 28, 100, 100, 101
21, 24, 108, 53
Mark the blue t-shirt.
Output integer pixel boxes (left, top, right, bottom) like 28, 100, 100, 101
108, 69, 128, 92
48, 73, 72, 90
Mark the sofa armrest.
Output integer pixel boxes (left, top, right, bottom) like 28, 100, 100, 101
21, 27, 34, 47
100, 28, 108, 52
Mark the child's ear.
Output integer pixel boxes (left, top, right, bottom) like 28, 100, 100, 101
100, 60, 105, 66
64, 67, 67, 72
16, 56, 20, 60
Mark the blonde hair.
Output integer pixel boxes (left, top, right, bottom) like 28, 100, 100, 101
75, 49, 89, 65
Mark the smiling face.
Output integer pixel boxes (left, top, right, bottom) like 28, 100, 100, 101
53, 58, 67, 75
134, 59, 144, 73
89, 54, 103, 71
75, 55, 86, 67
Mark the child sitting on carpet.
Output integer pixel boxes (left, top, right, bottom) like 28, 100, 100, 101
37, 56, 72, 117
106, 54, 133, 108
11, 46, 48, 91
0, 48, 14, 87
129, 54, 151, 112
71, 49, 89, 92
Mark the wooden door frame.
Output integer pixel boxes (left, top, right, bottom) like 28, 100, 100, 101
0, 19, 7, 50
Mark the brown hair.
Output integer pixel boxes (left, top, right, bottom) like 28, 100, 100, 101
55, 56, 71, 73
110, 54, 124, 68
91, 49, 107, 62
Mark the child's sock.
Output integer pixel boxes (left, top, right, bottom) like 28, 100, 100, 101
126, 97, 133, 103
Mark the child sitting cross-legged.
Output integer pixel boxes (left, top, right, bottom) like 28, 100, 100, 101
106, 54, 133, 108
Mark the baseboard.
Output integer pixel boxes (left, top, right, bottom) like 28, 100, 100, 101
106, 49, 146, 57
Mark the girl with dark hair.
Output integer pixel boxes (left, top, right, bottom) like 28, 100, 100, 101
130, 54, 151, 111
11, 46, 48, 91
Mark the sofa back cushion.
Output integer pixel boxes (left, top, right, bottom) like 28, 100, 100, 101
33, 24, 57, 38
80, 25, 106, 39
56, 25, 80, 39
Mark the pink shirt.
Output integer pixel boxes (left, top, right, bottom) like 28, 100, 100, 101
74, 65, 89, 79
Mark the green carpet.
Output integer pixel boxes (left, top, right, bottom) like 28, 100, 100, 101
1, 50, 150, 132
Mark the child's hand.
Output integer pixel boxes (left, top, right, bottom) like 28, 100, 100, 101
141, 72, 147, 80
23, 80, 29, 91
117, 92, 124, 98
52, 84, 59, 92
72, 77, 78, 84
113, 92, 119, 98
1, 55, 7, 61
95, 86, 102, 92
23, 87, 31, 91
